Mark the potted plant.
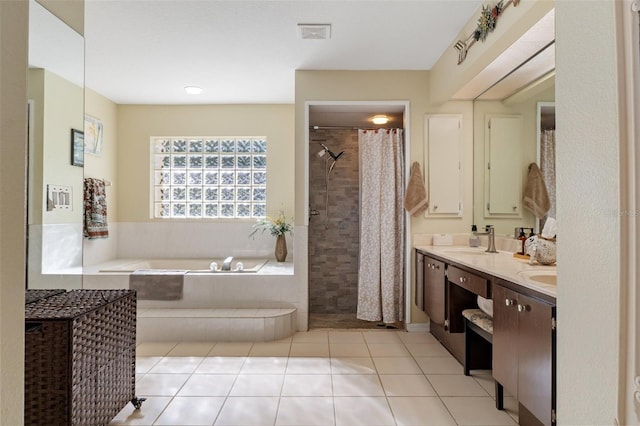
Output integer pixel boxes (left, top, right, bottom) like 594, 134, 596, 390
250, 210, 293, 262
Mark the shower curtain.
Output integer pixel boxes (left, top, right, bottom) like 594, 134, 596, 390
540, 129, 556, 220
356, 129, 405, 324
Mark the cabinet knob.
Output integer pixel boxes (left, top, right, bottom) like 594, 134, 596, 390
459, 277, 467, 283
517, 304, 529, 312
505, 299, 516, 307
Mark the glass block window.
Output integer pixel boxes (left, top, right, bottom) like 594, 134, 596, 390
151, 137, 267, 219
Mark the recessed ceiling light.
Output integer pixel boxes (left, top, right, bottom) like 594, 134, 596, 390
372, 115, 389, 125
184, 86, 203, 95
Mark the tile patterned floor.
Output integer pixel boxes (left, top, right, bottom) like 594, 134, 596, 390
110, 330, 519, 426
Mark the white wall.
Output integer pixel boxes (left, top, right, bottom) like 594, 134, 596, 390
556, 1, 622, 423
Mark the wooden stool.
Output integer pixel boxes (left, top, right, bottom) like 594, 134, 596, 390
462, 308, 504, 410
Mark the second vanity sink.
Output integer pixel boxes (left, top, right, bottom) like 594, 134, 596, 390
518, 270, 557, 286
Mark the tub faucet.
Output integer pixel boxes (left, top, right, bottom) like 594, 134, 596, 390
474, 225, 498, 253
222, 256, 234, 271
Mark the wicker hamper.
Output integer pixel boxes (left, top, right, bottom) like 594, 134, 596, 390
24, 290, 138, 426
25, 289, 66, 304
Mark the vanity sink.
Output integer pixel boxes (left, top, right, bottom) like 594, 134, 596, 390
441, 248, 489, 256
518, 271, 557, 286
528, 274, 557, 285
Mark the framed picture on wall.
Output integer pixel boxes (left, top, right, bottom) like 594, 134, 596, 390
84, 114, 103, 155
71, 128, 84, 167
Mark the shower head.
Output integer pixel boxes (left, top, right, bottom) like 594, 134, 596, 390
320, 144, 344, 161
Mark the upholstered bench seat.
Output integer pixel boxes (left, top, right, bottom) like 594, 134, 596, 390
462, 308, 503, 410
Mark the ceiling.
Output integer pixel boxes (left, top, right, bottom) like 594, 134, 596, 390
84, 0, 484, 105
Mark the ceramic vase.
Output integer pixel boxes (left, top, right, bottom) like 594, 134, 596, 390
275, 234, 287, 262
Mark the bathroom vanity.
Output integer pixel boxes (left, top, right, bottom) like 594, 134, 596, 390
414, 245, 556, 426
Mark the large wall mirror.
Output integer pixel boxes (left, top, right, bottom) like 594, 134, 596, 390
467, 10, 556, 237
27, 0, 84, 289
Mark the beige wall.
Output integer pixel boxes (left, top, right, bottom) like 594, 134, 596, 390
0, 1, 28, 424
556, 1, 623, 423
294, 70, 475, 235
116, 104, 294, 222
85, 88, 118, 222
429, 0, 554, 104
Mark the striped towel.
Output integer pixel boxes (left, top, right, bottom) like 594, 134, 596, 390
83, 178, 109, 239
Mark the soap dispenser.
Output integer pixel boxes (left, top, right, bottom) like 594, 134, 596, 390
517, 228, 527, 255
469, 225, 480, 247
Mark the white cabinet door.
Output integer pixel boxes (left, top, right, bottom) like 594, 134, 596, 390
485, 115, 523, 217
425, 115, 462, 216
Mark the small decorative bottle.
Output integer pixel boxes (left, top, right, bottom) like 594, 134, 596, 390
469, 225, 480, 247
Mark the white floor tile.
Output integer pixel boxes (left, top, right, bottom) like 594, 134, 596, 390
379, 374, 437, 397
373, 357, 422, 374
177, 374, 237, 396
328, 331, 365, 343
396, 331, 439, 345
367, 343, 410, 357
427, 374, 492, 397
148, 356, 204, 374
404, 343, 451, 357
441, 396, 518, 425
363, 331, 402, 344
334, 396, 395, 426
136, 342, 177, 357
153, 396, 225, 425
249, 342, 291, 357
292, 331, 329, 343
329, 343, 370, 357
215, 396, 279, 426
208, 342, 253, 356
108, 396, 171, 425
194, 356, 246, 374
135, 374, 190, 396
281, 374, 332, 396
330, 357, 377, 374
332, 374, 385, 396
503, 396, 520, 423
167, 342, 215, 357
276, 397, 335, 426
240, 357, 288, 374
229, 374, 284, 396
415, 356, 464, 375
286, 357, 331, 374
136, 357, 162, 374
387, 396, 457, 426
290, 342, 330, 357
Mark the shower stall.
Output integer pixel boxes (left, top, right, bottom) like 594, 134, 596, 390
307, 103, 409, 329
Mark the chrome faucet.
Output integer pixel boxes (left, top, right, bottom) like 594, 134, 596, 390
222, 256, 234, 271
474, 225, 498, 253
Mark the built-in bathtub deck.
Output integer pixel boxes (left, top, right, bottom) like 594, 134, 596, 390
83, 259, 302, 343
137, 307, 297, 342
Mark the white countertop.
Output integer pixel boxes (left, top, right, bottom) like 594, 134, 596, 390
414, 245, 557, 298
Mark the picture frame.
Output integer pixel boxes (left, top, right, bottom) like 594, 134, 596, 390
84, 114, 103, 155
71, 128, 84, 167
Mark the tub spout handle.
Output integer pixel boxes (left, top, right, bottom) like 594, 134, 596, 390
222, 256, 234, 271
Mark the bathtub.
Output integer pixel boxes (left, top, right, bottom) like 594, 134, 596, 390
99, 257, 268, 273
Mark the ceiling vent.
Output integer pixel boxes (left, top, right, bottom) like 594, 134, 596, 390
298, 24, 331, 40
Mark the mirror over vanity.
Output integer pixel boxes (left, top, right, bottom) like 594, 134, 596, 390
27, 0, 85, 290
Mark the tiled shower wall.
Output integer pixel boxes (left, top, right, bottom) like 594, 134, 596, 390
308, 129, 360, 314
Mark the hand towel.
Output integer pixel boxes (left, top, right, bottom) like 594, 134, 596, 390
523, 163, 550, 219
83, 178, 109, 239
403, 161, 429, 217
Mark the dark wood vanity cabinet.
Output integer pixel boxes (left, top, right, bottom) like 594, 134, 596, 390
493, 280, 556, 426
415, 251, 445, 326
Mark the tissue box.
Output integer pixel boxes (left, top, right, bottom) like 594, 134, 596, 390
432, 234, 454, 246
